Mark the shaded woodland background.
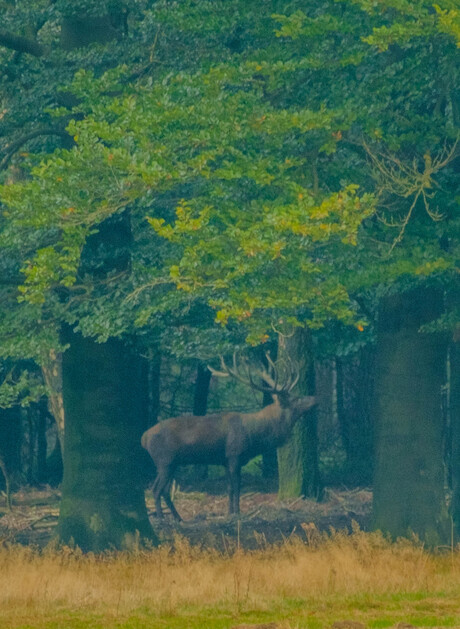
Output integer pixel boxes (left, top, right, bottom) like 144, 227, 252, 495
0, 0, 458, 552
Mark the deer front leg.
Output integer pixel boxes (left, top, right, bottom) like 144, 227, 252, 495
152, 474, 163, 517
227, 457, 241, 515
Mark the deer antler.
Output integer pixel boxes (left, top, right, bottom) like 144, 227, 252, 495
208, 354, 269, 391
208, 351, 300, 394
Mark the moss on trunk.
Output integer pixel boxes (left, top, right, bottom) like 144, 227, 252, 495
57, 332, 157, 551
277, 329, 322, 500
373, 287, 448, 545
450, 340, 460, 536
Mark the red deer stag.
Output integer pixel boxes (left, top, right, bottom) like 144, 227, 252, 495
141, 354, 316, 520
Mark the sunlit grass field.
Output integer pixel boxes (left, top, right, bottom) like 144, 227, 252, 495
2, 528, 460, 629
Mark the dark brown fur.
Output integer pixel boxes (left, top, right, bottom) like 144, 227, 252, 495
141, 393, 316, 520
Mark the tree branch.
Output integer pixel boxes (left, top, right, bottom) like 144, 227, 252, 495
0, 29, 46, 57
0, 127, 71, 170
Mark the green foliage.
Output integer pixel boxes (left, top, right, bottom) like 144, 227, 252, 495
1, 55, 376, 346
0, 0, 459, 372
0, 368, 47, 408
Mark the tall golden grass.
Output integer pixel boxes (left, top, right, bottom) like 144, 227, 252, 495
1, 527, 459, 623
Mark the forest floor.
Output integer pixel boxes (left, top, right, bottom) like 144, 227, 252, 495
0, 477, 372, 550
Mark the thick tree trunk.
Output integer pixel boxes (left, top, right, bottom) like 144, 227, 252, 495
57, 205, 157, 549
57, 332, 156, 550
450, 339, 460, 534
448, 281, 460, 536
373, 286, 448, 544
277, 329, 322, 499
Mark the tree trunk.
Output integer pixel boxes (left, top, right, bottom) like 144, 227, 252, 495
139, 350, 161, 484
373, 286, 448, 544
0, 406, 21, 503
257, 345, 279, 480
57, 205, 157, 549
450, 336, 460, 534
25, 405, 37, 485
36, 400, 48, 484
39, 3, 127, 458
148, 350, 162, 427
277, 329, 322, 499
193, 363, 212, 416
448, 281, 460, 536
0, 406, 21, 479
193, 363, 212, 480
57, 331, 156, 550
46, 438, 63, 487
261, 391, 278, 480
41, 351, 65, 451
337, 348, 374, 486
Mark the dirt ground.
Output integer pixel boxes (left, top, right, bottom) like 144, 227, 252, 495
0, 482, 372, 551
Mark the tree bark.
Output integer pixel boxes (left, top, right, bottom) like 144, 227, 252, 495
25, 405, 37, 485
193, 363, 212, 479
337, 349, 374, 486
261, 391, 278, 480
138, 351, 160, 484
57, 206, 157, 549
148, 350, 162, 427
0, 405, 21, 500
36, 400, 48, 484
277, 329, 322, 499
193, 363, 212, 416
373, 286, 448, 544
57, 331, 156, 550
41, 351, 65, 452
447, 278, 460, 532
449, 308, 460, 535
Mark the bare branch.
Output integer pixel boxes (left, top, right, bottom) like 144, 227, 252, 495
0, 127, 71, 171
363, 137, 460, 252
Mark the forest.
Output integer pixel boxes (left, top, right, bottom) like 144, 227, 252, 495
0, 1, 459, 627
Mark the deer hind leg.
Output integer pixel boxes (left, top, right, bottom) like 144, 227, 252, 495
152, 473, 165, 517
161, 482, 182, 522
153, 467, 182, 521
227, 457, 241, 516
153, 467, 174, 518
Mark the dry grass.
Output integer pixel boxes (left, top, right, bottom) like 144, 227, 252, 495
2, 528, 460, 628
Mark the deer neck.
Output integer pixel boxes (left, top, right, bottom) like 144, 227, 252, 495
276, 394, 314, 427
267, 394, 299, 432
